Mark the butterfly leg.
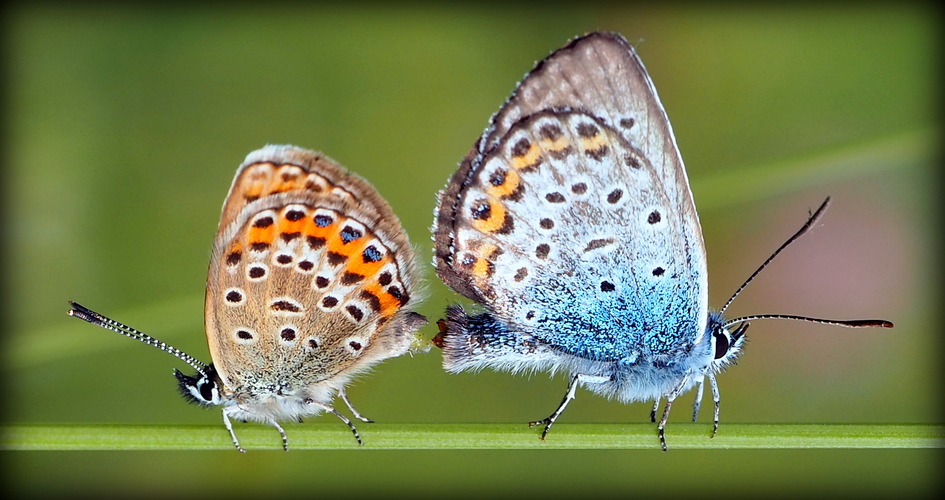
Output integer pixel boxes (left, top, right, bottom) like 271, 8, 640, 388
708, 373, 721, 438
221, 409, 246, 453
529, 374, 609, 440
529, 374, 580, 440
269, 420, 289, 451
691, 375, 705, 422
313, 401, 364, 446
339, 387, 374, 423
657, 376, 690, 451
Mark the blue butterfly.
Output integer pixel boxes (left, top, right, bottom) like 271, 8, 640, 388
432, 32, 892, 450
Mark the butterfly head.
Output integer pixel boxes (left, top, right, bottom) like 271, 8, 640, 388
175, 364, 224, 407
706, 312, 749, 372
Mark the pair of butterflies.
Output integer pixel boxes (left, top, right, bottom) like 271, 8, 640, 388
69, 32, 891, 452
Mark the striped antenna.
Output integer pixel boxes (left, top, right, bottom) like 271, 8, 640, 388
67, 301, 210, 376
717, 197, 893, 330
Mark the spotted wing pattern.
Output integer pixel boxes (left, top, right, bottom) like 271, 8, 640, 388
434, 32, 707, 369
207, 145, 425, 403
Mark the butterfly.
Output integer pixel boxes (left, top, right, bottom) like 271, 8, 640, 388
70, 145, 427, 451
431, 32, 892, 450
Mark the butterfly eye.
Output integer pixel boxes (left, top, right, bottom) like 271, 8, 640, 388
712, 329, 730, 360
714, 322, 750, 360
174, 369, 216, 405
199, 381, 215, 402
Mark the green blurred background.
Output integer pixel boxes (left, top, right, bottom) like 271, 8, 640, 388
4, 3, 939, 497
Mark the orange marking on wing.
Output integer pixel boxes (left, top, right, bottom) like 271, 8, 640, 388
332, 237, 367, 264
305, 218, 332, 236
471, 243, 497, 278
277, 212, 307, 235
472, 258, 491, 278
487, 169, 520, 199
311, 217, 357, 268
244, 183, 265, 200
246, 165, 304, 196
510, 143, 541, 170
248, 224, 275, 245
302, 220, 334, 257
265, 178, 291, 194
540, 136, 570, 152
364, 282, 402, 317
324, 216, 368, 257
248, 163, 272, 180
344, 253, 391, 282
273, 176, 305, 194
325, 232, 347, 256
472, 199, 507, 234
580, 134, 608, 151
298, 214, 315, 240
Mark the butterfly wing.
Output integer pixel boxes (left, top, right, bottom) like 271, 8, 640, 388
206, 145, 426, 403
434, 33, 707, 370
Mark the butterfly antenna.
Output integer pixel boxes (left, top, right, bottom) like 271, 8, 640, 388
716, 198, 893, 330
68, 301, 210, 376
718, 197, 831, 316
722, 313, 892, 330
